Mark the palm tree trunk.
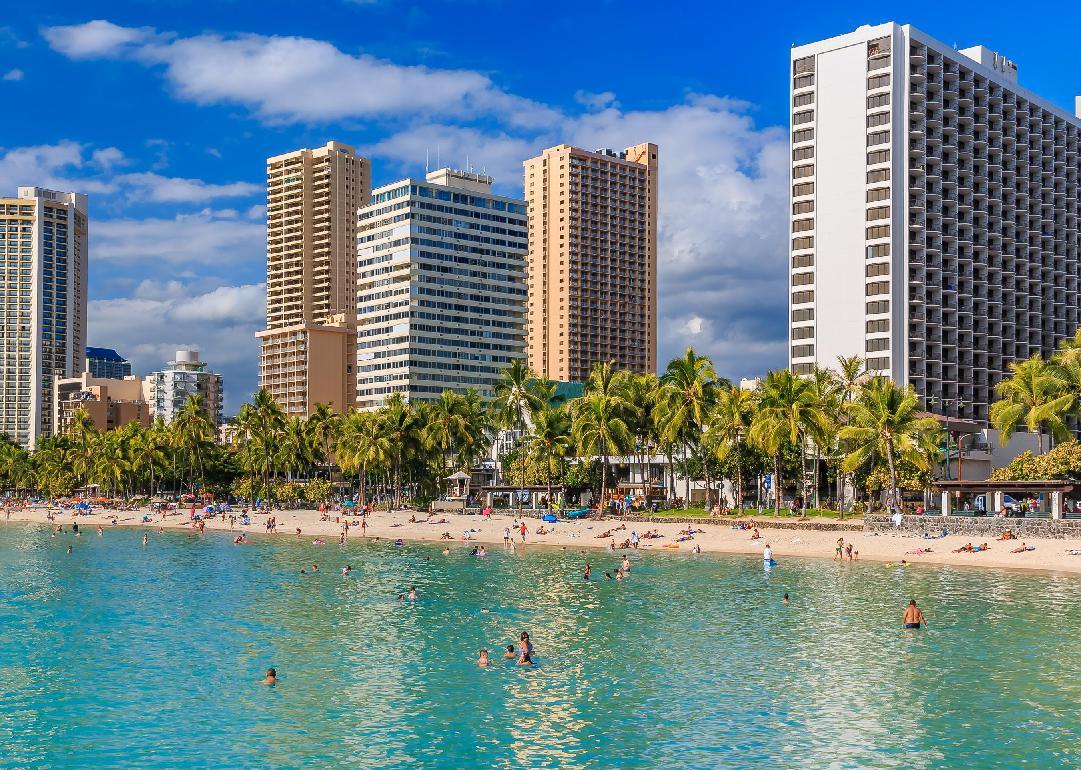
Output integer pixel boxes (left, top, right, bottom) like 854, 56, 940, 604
885, 436, 899, 510
773, 454, 782, 515
735, 442, 743, 515
360, 463, 367, 506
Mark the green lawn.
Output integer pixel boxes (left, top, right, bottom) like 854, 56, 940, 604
638, 507, 854, 521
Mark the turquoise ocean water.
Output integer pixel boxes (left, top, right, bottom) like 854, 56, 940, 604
0, 523, 1078, 769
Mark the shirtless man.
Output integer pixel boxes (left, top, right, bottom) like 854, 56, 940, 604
260, 668, 278, 684
477, 649, 491, 667
902, 599, 927, 629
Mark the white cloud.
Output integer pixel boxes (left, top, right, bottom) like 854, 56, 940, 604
93, 209, 265, 265
113, 172, 261, 203
43, 19, 156, 58
0, 141, 113, 194
89, 281, 265, 413
2, 68, 23, 81
372, 125, 537, 190
574, 90, 618, 111
44, 21, 559, 126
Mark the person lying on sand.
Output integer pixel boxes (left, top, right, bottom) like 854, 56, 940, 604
440, 532, 453, 540
971, 542, 991, 553
997, 530, 1015, 541
906, 548, 933, 555
953, 542, 975, 553
1010, 543, 1034, 553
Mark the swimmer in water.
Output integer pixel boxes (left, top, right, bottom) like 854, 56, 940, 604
584, 563, 591, 581
408, 586, 417, 601
902, 599, 927, 629
311, 564, 318, 572
503, 645, 516, 659
342, 565, 352, 576
477, 649, 491, 667
67, 545, 73, 554
442, 547, 450, 555
142, 533, 148, 546
97, 526, 104, 536
260, 668, 278, 685
621, 557, 631, 573
782, 593, 790, 605
476, 546, 487, 557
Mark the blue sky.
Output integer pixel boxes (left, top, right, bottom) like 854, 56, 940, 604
3, 1, 1081, 412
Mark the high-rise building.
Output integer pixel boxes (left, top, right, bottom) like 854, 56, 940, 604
144, 350, 224, 427
0, 187, 88, 447
355, 168, 528, 409
85, 346, 132, 379
789, 23, 1081, 424
524, 143, 658, 382
258, 141, 371, 415
54, 372, 149, 435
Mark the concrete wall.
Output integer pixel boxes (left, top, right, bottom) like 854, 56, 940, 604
865, 514, 1081, 539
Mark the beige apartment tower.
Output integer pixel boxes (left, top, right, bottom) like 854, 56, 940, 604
524, 143, 658, 382
259, 141, 370, 414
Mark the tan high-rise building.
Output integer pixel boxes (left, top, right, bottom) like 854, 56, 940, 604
259, 141, 370, 414
0, 187, 88, 448
524, 143, 658, 382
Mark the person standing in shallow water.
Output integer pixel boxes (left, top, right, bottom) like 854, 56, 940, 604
903, 599, 927, 629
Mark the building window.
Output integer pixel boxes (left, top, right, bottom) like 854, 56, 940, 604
867, 112, 890, 128
793, 146, 815, 161
866, 206, 890, 221
792, 128, 814, 143
792, 326, 814, 340
793, 164, 815, 179
792, 362, 814, 374
867, 149, 890, 164
792, 253, 814, 268
793, 111, 815, 126
867, 169, 890, 183
867, 74, 890, 90
866, 244, 890, 258
867, 131, 890, 146
866, 338, 890, 352
791, 308, 814, 322
866, 319, 890, 333
792, 236, 814, 250
793, 56, 815, 75
866, 356, 890, 371
866, 262, 890, 277
866, 300, 889, 314
791, 344, 815, 358
794, 74, 815, 89
866, 281, 890, 296
792, 272, 814, 286
793, 92, 814, 108
793, 182, 815, 196
792, 218, 814, 233
793, 201, 814, 215
792, 290, 815, 305
866, 225, 891, 239
866, 187, 890, 202
867, 93, 890, 108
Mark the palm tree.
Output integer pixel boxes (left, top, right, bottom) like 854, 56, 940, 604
66, 407, 98, 489
425, 391, 471, 474
705, 385, 754, 512
660, 348, 721, 506
748, 369, 829, 515
382, 393, 423, 508
989, 355, 1073, 454
336, 409, 391, 506
174, 395, 216, 496
307, 402, 339, 481
573, 391, 632, 512
491, 360, 543, 511
129, 422, 166, 497
839, 376, 941, 508
525, 405, 573, 509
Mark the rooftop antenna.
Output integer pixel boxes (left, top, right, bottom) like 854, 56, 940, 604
425, 147, 429, 173
436, 145, 441, 170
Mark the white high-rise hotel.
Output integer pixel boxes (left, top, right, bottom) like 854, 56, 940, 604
789, 23, 1081, 424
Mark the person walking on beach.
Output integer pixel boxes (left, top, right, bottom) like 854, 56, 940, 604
834, 538, 844, 560
502, 527, 511, 546
519, 522, 527, 543
902, 599, 927, 629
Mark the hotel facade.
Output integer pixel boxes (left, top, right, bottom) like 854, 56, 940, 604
789, 23, 1081, 425
355, 169, 528, 409
524, 143, 658, 382
0, 187, 87, 447
258, 141, 370, 415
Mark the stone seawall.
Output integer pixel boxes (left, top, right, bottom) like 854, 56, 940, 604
465, 508, 864, 531
865, 514, 1081, 540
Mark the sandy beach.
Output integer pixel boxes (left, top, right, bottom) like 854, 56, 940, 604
6, 504, 1081, 576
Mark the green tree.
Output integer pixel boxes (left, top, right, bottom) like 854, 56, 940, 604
659, 348, 721, 505
525, 405, 573, 508
491, 360, 543, 511
839, 376, 941, 507
989, 355, 1073, 454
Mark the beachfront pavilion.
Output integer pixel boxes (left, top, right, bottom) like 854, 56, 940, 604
932, 480, 1076, 519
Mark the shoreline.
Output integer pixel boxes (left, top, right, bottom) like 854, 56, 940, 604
5, 505, 1081, 577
